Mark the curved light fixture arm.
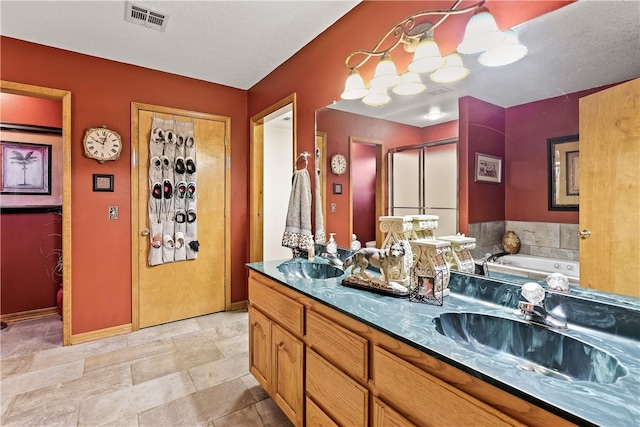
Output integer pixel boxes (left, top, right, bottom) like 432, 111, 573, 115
344, 0, 485, 70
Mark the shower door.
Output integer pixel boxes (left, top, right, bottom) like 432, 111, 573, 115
389, 139, 458, 236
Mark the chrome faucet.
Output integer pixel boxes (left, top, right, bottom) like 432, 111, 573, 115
518, 282, 567, 329
321, 251, 344, 269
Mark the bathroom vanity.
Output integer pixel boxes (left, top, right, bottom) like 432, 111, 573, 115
246, 260, 640, 427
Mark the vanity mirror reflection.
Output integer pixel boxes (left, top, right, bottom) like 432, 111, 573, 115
315, 1, 640, 296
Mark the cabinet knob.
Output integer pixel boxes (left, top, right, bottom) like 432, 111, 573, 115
141, 228, 150, 236
277, 341, 285, 348
578, 229, 591, 239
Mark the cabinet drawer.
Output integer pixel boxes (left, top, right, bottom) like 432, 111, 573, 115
372, 397, 415, 427
306, 310, 368, 382
373, 346, 521, 427
306, 396, 339, 427
249, 275, 303, 337
306, 348, 368, 427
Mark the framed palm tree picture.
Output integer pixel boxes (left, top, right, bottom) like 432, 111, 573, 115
1, 141, 52, 195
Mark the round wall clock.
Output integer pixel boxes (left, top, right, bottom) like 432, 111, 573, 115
330, 153, 347, 175
83, 125, 122, 163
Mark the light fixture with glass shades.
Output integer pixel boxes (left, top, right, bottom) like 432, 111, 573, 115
340, 0, 528, 107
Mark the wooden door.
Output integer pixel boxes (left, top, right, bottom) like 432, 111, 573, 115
132, 103, 229, 328
579, 78, 640, 297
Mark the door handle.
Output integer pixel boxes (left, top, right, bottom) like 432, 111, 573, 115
578, 229, 591, 239
141, 228, 150, 236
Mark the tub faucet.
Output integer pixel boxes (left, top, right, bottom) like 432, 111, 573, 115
518, 282, 567, 329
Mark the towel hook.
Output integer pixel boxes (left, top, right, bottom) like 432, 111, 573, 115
295, 151, 309, 171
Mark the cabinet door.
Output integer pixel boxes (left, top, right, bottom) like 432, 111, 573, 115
272, 323, 304, 426
249, 306, 271, 390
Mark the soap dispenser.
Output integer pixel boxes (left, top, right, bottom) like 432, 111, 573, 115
327, 233, 338, 255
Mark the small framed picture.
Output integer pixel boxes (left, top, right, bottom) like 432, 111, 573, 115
409, 267, 443, 306
475, 153, 502, 184
93, 174, 114, 192
333, 183, 342, 194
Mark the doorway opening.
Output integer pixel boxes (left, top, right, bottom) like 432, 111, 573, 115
250, 94, 296, 262
349, 137, 384, 248
0, 80, 72, 346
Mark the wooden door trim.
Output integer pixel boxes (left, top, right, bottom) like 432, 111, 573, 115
130, 102, 231, 331
349, 136, 385, 247
249, 93, 297, 262
1, 80, 73, 345
316, 131, 328, 235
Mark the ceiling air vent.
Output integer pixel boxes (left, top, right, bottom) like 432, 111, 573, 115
125, 2, 169, 32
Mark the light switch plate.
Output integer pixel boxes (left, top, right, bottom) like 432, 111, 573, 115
331, 203, 336, 213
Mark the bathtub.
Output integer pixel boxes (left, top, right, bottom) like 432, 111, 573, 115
487, 254, 580, 284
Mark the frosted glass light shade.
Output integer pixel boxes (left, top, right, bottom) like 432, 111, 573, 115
362, 86, 391, 106
424, 106, 444, 120
457, 9, 505, 54
408, 34, 446, 73
392, 72, 426, 96
478, 29, 528, 67
430, 53, 470, 83
370, 52, 401, 88
340, 68, 368, 100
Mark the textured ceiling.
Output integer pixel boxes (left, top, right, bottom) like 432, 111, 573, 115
1, 1, 638, 128
0, 0, 360, 90
329, 0, 640, 127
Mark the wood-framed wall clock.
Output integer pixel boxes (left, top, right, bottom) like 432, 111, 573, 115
83, 125, 122, 163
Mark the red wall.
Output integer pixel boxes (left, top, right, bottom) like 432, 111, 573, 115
1, 93, 62, 127
1, 36, 248, 335
420, 121, 459, 146
1, 211, 62, 314
504, 87, 608, 224
351, 142, 377, 245
316, 109, 422, 246
459, 97, 506, 233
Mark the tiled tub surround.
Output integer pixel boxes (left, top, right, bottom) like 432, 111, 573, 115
469, 221, 580, 261
247, 260, 640, 427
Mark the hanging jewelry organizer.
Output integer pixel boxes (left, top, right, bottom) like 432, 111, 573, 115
147, 116, 198, 266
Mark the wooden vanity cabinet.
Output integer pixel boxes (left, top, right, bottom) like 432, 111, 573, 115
248, 273, 304, 426
248, 270, 574, 427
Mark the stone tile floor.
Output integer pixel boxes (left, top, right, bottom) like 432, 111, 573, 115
1, 310, 293, 426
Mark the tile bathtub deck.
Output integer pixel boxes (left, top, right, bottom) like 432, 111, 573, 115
1, 311, 293, 427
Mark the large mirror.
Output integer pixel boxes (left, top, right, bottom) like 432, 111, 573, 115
315, 1, 640, 290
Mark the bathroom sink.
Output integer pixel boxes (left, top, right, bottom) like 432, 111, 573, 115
433, 312, 626, 384
277, 261, 345, 280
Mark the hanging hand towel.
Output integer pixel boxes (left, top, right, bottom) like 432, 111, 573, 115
282, 168, 313, 256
